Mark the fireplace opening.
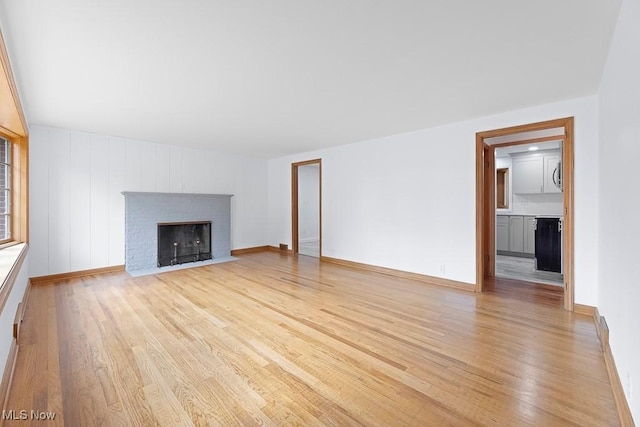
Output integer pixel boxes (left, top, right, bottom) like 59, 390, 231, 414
157, 221, 212, 267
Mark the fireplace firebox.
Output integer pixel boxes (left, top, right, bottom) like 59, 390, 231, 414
157, 221, 212, 267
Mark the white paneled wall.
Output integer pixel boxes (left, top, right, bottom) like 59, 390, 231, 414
29, 125, 268, 277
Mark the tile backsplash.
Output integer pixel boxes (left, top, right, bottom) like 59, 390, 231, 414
499, 192, 563, 216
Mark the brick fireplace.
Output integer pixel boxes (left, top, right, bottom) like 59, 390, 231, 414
122, 192, 232, 273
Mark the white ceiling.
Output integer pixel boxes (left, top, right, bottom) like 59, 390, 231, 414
495, 140, 562, 157
0, 1, 622, 159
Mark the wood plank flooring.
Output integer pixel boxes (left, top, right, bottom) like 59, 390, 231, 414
5, 252, 618, 426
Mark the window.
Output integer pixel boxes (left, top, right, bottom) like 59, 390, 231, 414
496, 167, 509, 209
0, 137, 10, 241
0, 28, 29, 246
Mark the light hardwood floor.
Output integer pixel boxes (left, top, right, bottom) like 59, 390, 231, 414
5, 253, 618, 426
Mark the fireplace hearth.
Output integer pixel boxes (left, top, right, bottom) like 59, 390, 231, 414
157, 221, 212, 267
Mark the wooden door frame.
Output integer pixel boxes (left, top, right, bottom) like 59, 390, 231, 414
291, 159, 322, 256
475, 117, 575, 311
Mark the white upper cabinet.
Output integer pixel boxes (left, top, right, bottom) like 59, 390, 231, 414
512, 150, 562, 194
512, 156, 543, 194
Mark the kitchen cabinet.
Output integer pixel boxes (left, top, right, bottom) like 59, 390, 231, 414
497, 216, 509, 252
497, 215, 536, 256
524, 216, 536, 254
544, 154, 562, 193
512, 150, 562, 194
509, 216, 524, 252
512, 157, 543, 194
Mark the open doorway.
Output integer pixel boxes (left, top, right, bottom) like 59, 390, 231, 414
494, 140, 564, 287
292, 159, 322, 257
476, 118, 575, 311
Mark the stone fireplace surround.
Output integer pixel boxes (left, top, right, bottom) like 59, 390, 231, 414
123, 192, 232, 273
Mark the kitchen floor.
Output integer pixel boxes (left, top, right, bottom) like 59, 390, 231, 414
496, 255, 563, 286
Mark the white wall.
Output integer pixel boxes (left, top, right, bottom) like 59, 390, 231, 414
598, 0, 640, 420
269, 96, 600, 303
298, 164, 320, 242
29, 125, 269, 277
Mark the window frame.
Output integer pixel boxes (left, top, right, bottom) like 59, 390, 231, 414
0, 136, 11, 243
0, 26, 29, 247
0, 130, 27, 247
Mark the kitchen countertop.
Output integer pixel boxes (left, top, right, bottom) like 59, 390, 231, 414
497, 213, 563, 218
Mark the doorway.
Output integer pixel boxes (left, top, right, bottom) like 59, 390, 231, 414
292, 159, 322, 257
476, 118, 574, 311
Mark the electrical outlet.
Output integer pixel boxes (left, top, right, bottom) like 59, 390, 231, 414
439, 264, 446, 274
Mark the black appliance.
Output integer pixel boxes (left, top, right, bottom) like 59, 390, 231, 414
535, 217, 561, 273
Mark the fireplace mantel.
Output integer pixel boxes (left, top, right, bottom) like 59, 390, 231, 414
122, 191, 233, 198
123, 192, 233, 272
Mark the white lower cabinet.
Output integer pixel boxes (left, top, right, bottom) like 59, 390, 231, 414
524, 216, 536, 254
509, 216, 524, 252
497, 215, 536, 255
497, 216, 510, 251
